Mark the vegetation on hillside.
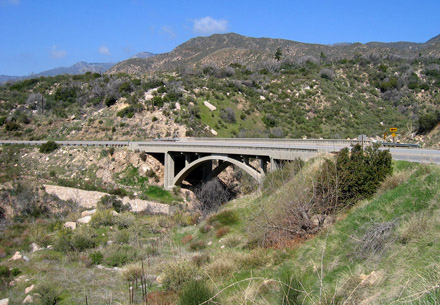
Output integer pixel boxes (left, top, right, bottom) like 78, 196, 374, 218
1, 55, 440, 143
1, 141, 439, 304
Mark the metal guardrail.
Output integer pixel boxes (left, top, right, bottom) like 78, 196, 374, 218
182, 137, 372, 145
381, 142, 421, 148
0, 140, 129, 147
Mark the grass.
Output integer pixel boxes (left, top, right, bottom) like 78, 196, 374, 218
1, 159, 439, 304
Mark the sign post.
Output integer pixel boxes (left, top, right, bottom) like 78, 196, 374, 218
390, 128, 398, 143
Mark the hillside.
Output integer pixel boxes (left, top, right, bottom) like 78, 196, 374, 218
1, 52, 439, 145
108, 33, 440, 75
0, 142, 439, 304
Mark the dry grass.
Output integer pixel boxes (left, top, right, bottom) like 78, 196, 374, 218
377, 170, 412, 195
204, 257, 236, 278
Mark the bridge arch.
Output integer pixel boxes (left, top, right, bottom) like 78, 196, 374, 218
173, 155, 262, 187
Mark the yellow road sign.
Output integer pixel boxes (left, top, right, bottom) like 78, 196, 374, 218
390, 128, 398, 132
392, 133, 396, 137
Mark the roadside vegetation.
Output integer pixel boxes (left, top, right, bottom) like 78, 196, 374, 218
1, 142, 439, 304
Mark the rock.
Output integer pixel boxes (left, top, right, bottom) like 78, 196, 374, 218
22, 295, 33, 303
0, 298, 9, 305
156, 275, 164, 284
16, 275, 27, 282
203, 101, 217, 111
111, 210, 119, 216
259, 95, 266, 101
30, 243, 40, 252
77, 215, 92, 224
107, 240, 114, 246
96, 265, 105, 269
9, 251, 22, 261
25, 284, 35, 294
22, 255, 30, 262
64, 222, 77, 230
220, 245, 225, 249
210, 129, 218, 136
175, 102, 181, 110
81, 209, 96, 217
207, 241, 212, 246
189, 102, 195, 107
138, 164, 151, 176
47, 245, 53, 249
70, 115, 76, 120
9, 280, 15, 287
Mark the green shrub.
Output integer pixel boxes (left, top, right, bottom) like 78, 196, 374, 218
178, 280, 217, 305
207, 210, 239, 226
105, 96, 117, 107
40, 141, 59, 154
71, 228, 97, 251
89, 251, 103, 265
91, 210, 116, 227
316, 144, 392, 212
103, 245, 138, 267
5, 121, 20, 131
0, 265, 10, 278
35, 283, 62, 305
11, 267, 21, 276
417, 111, 439, 134
98, 195, 130, 213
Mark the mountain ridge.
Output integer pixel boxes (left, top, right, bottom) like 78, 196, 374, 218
108, 32, 440, 75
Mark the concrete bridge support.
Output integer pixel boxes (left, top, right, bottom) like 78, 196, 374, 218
163, 153, 266, 190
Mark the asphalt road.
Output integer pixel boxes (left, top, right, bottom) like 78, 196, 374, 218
0, 139, 439, 164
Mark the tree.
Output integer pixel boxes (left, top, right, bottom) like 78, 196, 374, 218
194, 178, 232, 215
275, 47, 282, 61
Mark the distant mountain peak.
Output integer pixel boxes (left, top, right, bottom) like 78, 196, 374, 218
426, 34, 440, 44
130, 52, 157, 59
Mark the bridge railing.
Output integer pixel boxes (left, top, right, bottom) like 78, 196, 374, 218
0, 140, 129, 147
180, 137, 371, 145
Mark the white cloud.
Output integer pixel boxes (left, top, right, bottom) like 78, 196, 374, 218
193, 16, 228, 35
51, 45, 67, 59
161, 26, 176, 39
99, 45, 111, 56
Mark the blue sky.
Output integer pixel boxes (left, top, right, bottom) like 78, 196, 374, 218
1, 0, 439, 76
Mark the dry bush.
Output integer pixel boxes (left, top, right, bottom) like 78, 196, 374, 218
205, 258, 236, 278
377, 170, 411, 195
223, 236, 242, 248
161, 261, 201, 291
234, 248, 270, 269
147, 291, 177, 305
216, 226, 230, 238
189, 241, 206, 251
199, 224, 212, 234
192, 253, 211, 267
355, 221, 397, 258
121, 263, 143, 282
181, 234, 193, 244
398, 213, 432, 244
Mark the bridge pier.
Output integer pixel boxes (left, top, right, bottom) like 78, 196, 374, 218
164, 152, 175, 190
